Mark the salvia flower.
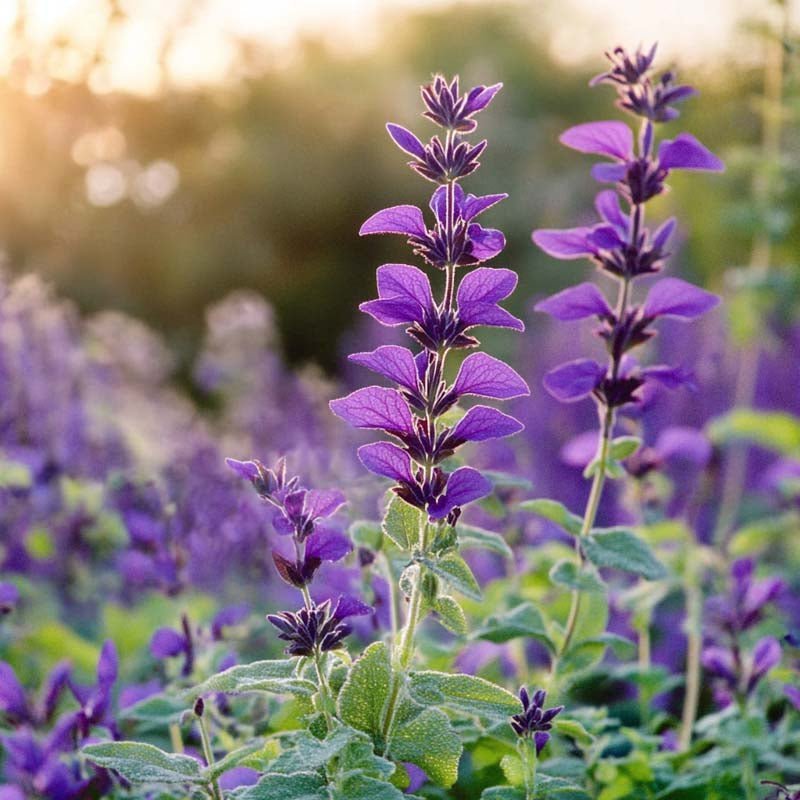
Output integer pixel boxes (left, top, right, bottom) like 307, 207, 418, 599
267, 596, 371, 657
702, 559, 784, 707
226, 457, 351, 588
331, 75, 528, 524
510, 687, 563, 755
533, 44, 722, 412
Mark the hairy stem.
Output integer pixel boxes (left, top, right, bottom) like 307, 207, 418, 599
197, 713, 222, 800
313, 649, 335, 731
679, 546, 702, 750
520, 738, 538, 800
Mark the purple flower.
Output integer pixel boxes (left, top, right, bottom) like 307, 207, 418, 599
532, 46, 722, 415
510, 687, 563, 755
267, 596, 371, 657
333, 76, 526, 525
0, 582, 19, 616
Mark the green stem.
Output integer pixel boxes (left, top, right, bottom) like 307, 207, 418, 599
198, 713, 222, 800
169, 722, 184, 754
520, 737, 538, 800
552, 404, 614, 673
679, 546, 702, 751
638, 611, 652, 727
313, 649, 335, 731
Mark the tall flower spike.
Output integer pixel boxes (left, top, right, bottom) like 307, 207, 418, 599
533, 45, 723, 413
332, 74, 528, 524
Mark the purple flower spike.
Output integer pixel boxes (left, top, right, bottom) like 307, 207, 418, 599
510, 686, 563, 755
333, 75, 524, 527
533, 45, 723, 417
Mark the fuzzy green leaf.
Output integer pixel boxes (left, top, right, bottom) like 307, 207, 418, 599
421, 551, 481, 600
457, 524, 513, 558
609, 436, 642, 460
584, 528, 667, 580
184, 659, 315, 698
519, 499, 583, 536
433, 595, 468, 635
472, 602, 553, 650
82, 742, 204, 785
383, 497, 422, 550
707, 409, 800, 456
549, 559, 606, 593
337, 641, 392, 741
236, 771, 328, 800
408, 671, 520, 719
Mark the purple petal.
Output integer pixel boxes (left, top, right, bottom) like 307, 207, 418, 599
0, 583, 19, 614
468, 224, 505, 262
304, 489, 347, 520
333, 595, 373, 620
534, 731, 550, 756
751, 636, 782, 679
543, 359, 605, 402
225, 458, 259, 482
150, 628, 186, 659
0, 662, 28, 719
458, 301, 524, 331
428, 467, 492, 519
744, 577, 784, 618
643, 278, 720, 320
359, 298, 421, 326
653, 217, 676, 251
118, 679, 161, 710
349, 345, 419, 391
457, 266, 518, 305
219, 767, 260, 791
376, 263, 434, 309
464, 82, 502, 114
532, 227, 594, 259
642, 364, 695, 391
559, 121, 633, 160
595, 190, 627, 230
305, 527, 352, 562
655, 427, 712, 466
591, 163, 627, 183
97, 640, 118, 687
701, 646, 736, 682
430, 183, 465, 223
329, 387, 415, 437
658, 133, 724, 172
560, 430, 599, 468
784, 684, 800, 711
587, 224, 624, 250
463, 193, 507, 222
452, 353, 529, 400
360, 205, 426, 237
357, 442, 415, 483
535, 282, 613, 321
212, 604, 251, 639
449, 405, 524, 442
386, 123, 426, 159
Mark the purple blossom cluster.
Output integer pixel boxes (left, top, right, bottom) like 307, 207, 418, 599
702, 559, 784, 707
330, 75, 528, 523
533, 44, 723, 411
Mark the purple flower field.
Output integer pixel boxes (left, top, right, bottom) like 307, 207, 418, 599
1, 8, 799, 800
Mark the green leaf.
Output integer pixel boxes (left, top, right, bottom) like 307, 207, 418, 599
184, 659, 315, 698
0, 459, 32, 489
82, 742, 204, 784
553, 718, 595, 746
390, 704, 462, 787
382, 497, 422, 550
583, 528, 667, 580
481, 789, 525, 800
707, 409, 800, 456
421, 551, 481, 600
268, 726, 361, 775
408, 671, 520, 719
433, 595, 468, 635
204, 741, 264, 781
457, 524, 513, 558
519, 499, 583, 536
338, 641, 392, 740
482, 470, 533, 490
536, 774, 592, 799
118, 694, 187, 729
332, 773, 412, 800
471, 602, 553, 650
500, 753, 525, 786
349, 520, 383, 550
609, 436, 641, 460
549, 560, 605, 593
237, 771, 328, 800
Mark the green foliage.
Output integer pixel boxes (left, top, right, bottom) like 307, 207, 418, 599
471, 602, 553, 650
583, 529, 668, 580
432, 595, 469, 635
83, 742, 205, 784
519, 499, 583, 536
549, 559, 606, 593
337, 642, 392, 740
237, 772, 328, 800
383, 497, 422, 550
457, 523, 514, 558
421, 551, 482, 600
185, 658, 316, 698
707, 408, 800, 456
408, 671, 520, 719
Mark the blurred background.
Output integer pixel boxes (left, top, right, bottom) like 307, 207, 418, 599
1, 0, 796, 374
